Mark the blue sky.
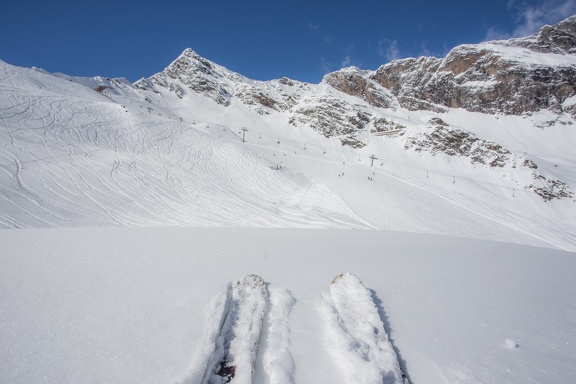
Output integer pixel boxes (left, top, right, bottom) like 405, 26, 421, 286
2, 0, 575, 83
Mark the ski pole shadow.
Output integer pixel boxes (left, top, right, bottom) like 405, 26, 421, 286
370, 289, 413, 384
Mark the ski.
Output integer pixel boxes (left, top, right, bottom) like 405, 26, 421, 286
203, 274, 268, 384
329, 273, 409, 384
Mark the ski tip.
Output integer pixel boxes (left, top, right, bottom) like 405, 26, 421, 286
331, 273, 345, 284
236, 274, 265, 287
332, 272, 359, 284
331, 272, 362, 285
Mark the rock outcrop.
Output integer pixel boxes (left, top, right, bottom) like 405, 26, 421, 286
126, 17, 576, 200
328, 16, 576, 116
372, 43, 576, 115
135, 48, 236, 106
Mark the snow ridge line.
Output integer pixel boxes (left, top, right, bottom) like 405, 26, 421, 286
254, 287, 297, 384
323, 273, 409, 384
202, 275, 268, 384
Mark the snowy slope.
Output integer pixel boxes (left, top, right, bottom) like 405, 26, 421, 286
2, 16, 576, 384
1, 227, 575, 384
0, 60, 369, 229
1, 54, 575, 250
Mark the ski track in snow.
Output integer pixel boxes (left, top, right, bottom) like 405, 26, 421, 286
202, 275, 268, 384
322, 273, 408, 384
253, 287, 296, 384
2, 51, 576, 384
0, 66, 369, 229
376, 169, 576, 251
1, 58, 575, 249
193, 275, 409, 384
190, 279, 297, 384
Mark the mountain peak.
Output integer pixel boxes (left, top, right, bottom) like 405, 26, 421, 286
181, 47, 196, 56
498, 14, 576, 55
133, 47, 240, 106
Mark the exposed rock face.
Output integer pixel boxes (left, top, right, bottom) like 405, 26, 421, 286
509, 15, 576, 54
369, 17, 576, 115
133, 49, 390, 147
325, 16, 576, 116
322, 67, 397, 109
135, 48, 235, 106
530, 176, 574, 201
136, 17, 576, 119
126, 17, 576, 200
404, 118, 574, 201
234, 82, 303, 115
405, 118, 514, 167
289, 96, 371, 148
372, 46, 576, 115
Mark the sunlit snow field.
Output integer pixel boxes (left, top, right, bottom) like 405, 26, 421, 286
1, 49, 576, 384
1, 227, 575, 384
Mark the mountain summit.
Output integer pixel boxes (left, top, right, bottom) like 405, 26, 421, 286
130, 16, 576, 201
0, 15, 575, 250
2, 14, 576, 384
330, 15, 576, 115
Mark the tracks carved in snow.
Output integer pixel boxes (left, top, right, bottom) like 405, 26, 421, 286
198, 276, 297, 384
202, 275, 268, 384
192, 273, 406, 384
323, 273, 409, 384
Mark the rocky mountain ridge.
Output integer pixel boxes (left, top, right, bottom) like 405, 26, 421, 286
331, 15, 576, 116
137, 16, 576, 123
123, 17, 576, 201
1, 22, 576, 250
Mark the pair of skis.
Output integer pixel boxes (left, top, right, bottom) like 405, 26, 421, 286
202, 273, 408, 384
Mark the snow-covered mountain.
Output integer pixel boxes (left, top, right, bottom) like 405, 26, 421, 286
0, 18, 576, 250
365, 15, 576, 116
2, 15, 576, 384
132, 18, 576, 203
1, 17, 576, 252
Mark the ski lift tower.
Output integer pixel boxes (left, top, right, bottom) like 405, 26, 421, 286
369, 154, 378, 166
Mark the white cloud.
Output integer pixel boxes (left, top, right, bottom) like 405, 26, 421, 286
509, 0, 576, 37
341, 55, 352, 67
308, 23, 333, 43
308, 23, 319, 31
377, 39, 400, 62
484, 0, 576, 41
498, 0, 576, 40
339, 46, 360, 69
419, 42, 432, 57
320, 48, 360, 74
321, 57, 334, 74
485, 26, 513, 41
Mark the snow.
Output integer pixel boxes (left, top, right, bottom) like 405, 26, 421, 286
471, 42, 576, 67
323, 273, 406, 383
1, 46, 576, 384
202, 275, 268, 384
1, 227, 575, 384
253, 287, 296, 384
562, 94, 576, 107
461, 80, 499, 89
1, 57, 575, 250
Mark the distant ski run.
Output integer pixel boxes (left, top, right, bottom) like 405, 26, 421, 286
327, 273, 408, 384
203, 274, 268, 384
